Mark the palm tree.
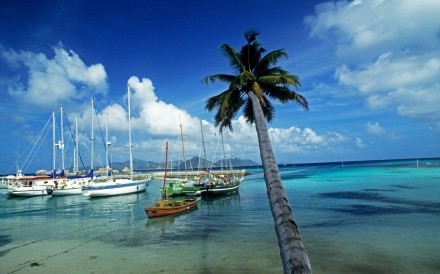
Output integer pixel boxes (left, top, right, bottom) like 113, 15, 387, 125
203, 30, 312, 273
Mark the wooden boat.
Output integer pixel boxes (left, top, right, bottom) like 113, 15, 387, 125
145, 198, 198, 218
146, 142, 198, 218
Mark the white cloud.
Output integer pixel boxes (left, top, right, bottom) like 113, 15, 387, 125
366, 122, 386, 135
337, 53, 440, 120
306, 0, 440, 61
127, 76, 203, 136
355, 137, 365, 148
336, 53, 440, 95
1, 44, 359, 165
267, 126, 347, 155
366, 122, 400, 139
88, 76, 351, 164
1, 45, 108, 110
306, 0, 440, 130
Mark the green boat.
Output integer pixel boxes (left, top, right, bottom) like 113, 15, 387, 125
161, 179, 185, 197
181, 182, 205, 196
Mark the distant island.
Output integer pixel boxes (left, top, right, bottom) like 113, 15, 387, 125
99, 156, 259, 173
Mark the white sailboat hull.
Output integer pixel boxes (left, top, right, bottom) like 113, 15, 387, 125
8, 176, 57, 197
202, 181, 240, 196
82, 179, 149, 197
52, 177, 90, 196
8, 185, 52, 197
52, 187, 83, 196
82, 86, 151, 198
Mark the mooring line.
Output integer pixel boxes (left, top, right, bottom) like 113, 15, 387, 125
0, 219, 117, 254
7, 225, 121, 274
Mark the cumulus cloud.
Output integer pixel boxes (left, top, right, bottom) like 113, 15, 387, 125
267, 126, 347, 155
1, 43, 354, 165
1, 45, 108, 110
366, 122, 400, 139
306, 0, 440, 61
82, 76, 210, 162
127, 76, 203, 136
86, 76, 351, 163
355, 137, 365, 148
306, 0, 440, 130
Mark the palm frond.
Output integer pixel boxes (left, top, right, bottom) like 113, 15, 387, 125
220, 44, 245, 73
289, 92, 309, 111
259, 74, 301, 88
204, 30, 309, 132
255, 49, 288, 75
241, 42, 265, 72
260, 85, 293, 103
261, 97, 274, 122
205, 93, 223, 111
244, 30, 259, 44
207, 88, 244, 131
242, 99, 255, 124
202, 74, 236, 85
258, 81, 308, 110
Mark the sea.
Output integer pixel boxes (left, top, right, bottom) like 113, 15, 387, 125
1, 158, 439, 274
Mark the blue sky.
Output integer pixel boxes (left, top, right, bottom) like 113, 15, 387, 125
1, 0, 439, 174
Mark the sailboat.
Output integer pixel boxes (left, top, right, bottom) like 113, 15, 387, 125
8, 112, 62, 196
181, 120, 209, 196
82, 85, 150, 197
160, 118, 189, 197
145, 142, 198, 218
179, 122, 244, 197
52, 108, 91, 196
192, 130, 243, 197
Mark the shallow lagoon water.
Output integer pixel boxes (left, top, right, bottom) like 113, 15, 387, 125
1, 159, 439, 273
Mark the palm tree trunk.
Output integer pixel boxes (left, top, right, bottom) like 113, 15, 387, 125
248, 91, 312, 274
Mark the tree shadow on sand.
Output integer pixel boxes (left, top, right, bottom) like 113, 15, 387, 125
0, 234, 13, 257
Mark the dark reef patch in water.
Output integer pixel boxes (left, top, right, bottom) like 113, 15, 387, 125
319, 191, 387, 201
281, 174, 310, 180
391, 184, 419, 189
304, 219, 347, 229
363, 188, 396, 192
333, 204, 409, 216
318, 191, 440, 216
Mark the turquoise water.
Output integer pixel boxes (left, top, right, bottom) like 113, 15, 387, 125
1, 159, 439, 273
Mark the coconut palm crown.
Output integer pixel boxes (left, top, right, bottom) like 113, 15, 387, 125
204, 30, 312, 273
203, 30, 308, 131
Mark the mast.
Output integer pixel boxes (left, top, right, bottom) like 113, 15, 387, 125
90, 99, 94, 172
73, 117, 78, 173
163, 141, 168, 199
200, 120, 207, 170
105, 114, 111, 179
16, 141, 22, 177
60, 107, 65, 171
221, 131, 226, 170
179, 116, 187, 179
127, 85, 134, 180
52, 111, 56, 176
